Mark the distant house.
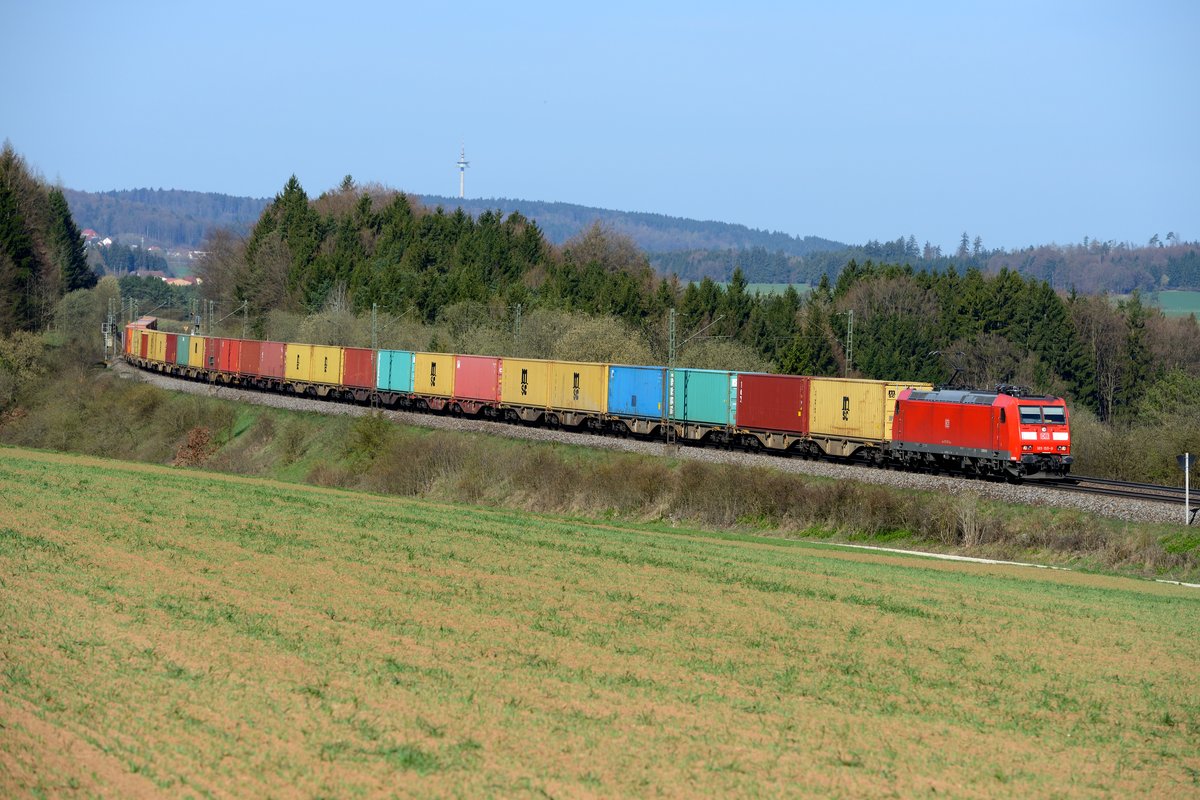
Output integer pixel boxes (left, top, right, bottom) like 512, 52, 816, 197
82, 228, 100, 241
162, 277, 196, 287
101, 237, 113, 246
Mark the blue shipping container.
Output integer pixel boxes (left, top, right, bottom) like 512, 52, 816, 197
608, 365, 666, 418
377, 350, 415, 392
670, 368, 738, 425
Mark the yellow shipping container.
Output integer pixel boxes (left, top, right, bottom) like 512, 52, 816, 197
809, 378, 888, 441
414, 352, 455, 397
500, 358, 550, 407
285, 344, 344, 385
809, 377, 933, 441
148, 330, 168, 363
548, 360, 608, 413
187, 335, 206, 368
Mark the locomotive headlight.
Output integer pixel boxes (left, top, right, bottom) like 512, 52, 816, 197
1057, 445, 1067, 451
1022, 445, 1033, 451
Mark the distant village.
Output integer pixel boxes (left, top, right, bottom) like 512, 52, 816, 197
82, 228, 204, 286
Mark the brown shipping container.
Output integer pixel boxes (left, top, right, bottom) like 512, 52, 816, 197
454, 355, 502, 402
165, 333, 178, 364
204, 337, 220, 370
259, 341, 287, 379
342, 348, 376, 389
736, 373, 810, 434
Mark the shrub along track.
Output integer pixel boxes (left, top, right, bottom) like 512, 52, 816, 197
112, 361, 1183, 526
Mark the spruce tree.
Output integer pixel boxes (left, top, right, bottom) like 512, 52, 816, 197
49, 187, 95, 292
0, 181, 38, 334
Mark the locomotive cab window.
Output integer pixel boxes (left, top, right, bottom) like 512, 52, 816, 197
1043, 406, 1066, 425
999, 408, 1006, 423
1018, 406, 1042, 424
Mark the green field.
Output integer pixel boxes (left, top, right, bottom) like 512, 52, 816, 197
2, 446, 1199, 797
1148, 290, 1200, 317
714, 282, 810, 296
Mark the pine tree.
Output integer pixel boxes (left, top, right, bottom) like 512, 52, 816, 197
49, 187, 95, 292
0, 180, 38, 334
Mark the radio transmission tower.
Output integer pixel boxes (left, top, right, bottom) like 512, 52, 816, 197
456, 146, 469, 198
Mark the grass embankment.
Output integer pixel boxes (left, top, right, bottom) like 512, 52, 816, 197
2, 365, 1198, 581
1, 447, 1198, 797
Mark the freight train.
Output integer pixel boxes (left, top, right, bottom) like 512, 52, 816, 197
123, 318, 1073, 480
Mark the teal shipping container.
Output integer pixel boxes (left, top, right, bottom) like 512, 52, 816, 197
377, 350, 415, 392
670, 368, 737, 425
175, 335, 191, 365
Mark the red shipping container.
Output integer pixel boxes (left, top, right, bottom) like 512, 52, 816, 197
258, 341, 287, 379
203, 337, 220, 370
736, 373, 810, 435
139, 332, 149, 358
454, 355, 502, 402
165, 333, 178, 364
239, 340, 262, 377
342, 348, 376, 388
219, 338, 243, 374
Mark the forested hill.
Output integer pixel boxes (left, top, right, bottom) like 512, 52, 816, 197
64, 188, 270, 248
63, 187, 842, 259
63, 186, 1199, 292
412, 195, 844, 256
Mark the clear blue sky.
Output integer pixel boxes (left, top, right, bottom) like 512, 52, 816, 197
3, 1, 1196, 251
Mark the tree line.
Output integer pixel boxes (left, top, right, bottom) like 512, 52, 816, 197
0, 142, 97, 335
64, 188, 268, 249
193, 175, 1200, 423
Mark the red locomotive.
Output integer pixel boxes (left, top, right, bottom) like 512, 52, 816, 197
890, 387, 1071, 479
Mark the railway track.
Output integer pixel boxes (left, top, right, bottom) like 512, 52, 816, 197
114, 360, 1194, 525
1049, 475, 1198, 520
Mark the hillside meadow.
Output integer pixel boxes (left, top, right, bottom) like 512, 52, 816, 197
1, 447, 1198, 798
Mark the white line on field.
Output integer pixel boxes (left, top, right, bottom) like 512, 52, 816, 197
828, 543, 1200, 588
828, 542, 1070, 570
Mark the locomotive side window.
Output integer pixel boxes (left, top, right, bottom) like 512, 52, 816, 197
1043, 406, 1066, 425
1019, 406, 1042, 424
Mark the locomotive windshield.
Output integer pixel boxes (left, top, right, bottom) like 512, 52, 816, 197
1018, 405, 1067, 425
